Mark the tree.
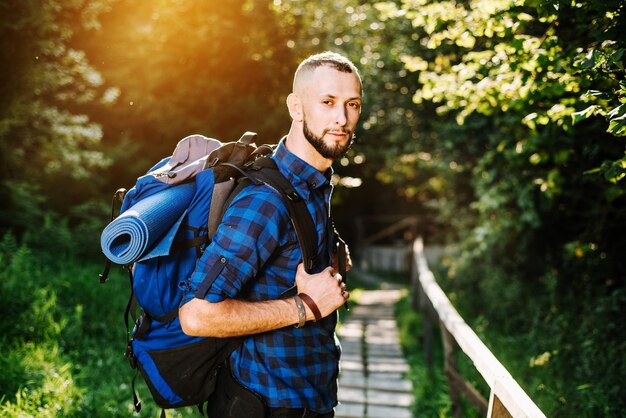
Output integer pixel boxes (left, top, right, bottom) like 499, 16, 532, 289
279, 0, 626, 415
386, 0, 626, 415
0, 0, 114, 233
75, 0, 299, 177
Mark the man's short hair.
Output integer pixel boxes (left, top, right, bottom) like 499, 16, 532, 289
293, 51, 362, 92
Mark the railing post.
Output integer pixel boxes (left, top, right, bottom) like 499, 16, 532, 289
488, 391, 514, 418
421, 290, 434, 370
410, 241, 419, 311
441, 324, 463, 418
412, 239, 433, 370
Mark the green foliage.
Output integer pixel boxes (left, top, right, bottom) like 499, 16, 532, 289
397, 1, 626, 413
282, 0, 626, 415
0, 342, 84, 418
0, 234, 132, 416
0, 0, 113, 233
1, 0, 302, 240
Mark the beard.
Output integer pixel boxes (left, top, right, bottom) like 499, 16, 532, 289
303, 118, 354, 160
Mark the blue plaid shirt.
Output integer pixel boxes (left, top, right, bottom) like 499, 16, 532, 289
183, 138, 340, 412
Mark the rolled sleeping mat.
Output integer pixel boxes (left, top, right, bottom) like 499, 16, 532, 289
101, 182, 196, 264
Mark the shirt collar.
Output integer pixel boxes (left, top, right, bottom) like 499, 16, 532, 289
271, 137, 332, 200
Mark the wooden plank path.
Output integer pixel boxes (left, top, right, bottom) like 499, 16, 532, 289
335, 288, 414, 418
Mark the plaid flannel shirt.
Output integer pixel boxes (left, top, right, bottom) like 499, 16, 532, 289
183, 138, 340, 413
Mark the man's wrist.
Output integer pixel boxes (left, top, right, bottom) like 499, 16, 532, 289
299, 293, 322, 322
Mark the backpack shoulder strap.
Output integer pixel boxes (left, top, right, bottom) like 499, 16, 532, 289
196, 156, 319, 299
243, 157, 319, 273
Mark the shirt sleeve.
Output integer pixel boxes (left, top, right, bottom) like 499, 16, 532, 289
182, 184, 291, 304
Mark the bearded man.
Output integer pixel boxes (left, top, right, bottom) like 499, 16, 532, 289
180, 51, 362, 418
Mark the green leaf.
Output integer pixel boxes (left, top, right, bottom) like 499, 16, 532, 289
583, 167, 601, 175
581, 90, 607, 100
579, 49, 599, 70
606, 104, 626, 136
608, 115, 626, 136
607, 103, 626, 119
606, 48, 624, 68
572, 105, 599, 124
603, 158, 626, 183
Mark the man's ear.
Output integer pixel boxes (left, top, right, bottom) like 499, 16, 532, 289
287, 93, 303, 122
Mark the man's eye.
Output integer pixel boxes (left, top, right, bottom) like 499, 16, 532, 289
322, 100, 333, 105
349, 102, 361, 109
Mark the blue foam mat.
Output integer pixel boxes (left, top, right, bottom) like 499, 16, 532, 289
100, 182, 196, 264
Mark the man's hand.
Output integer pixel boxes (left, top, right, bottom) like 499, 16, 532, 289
294, 263, 349, 321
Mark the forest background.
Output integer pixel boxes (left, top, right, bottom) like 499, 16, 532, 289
0, 0, 624, 417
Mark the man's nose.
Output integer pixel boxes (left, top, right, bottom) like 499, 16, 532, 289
334, 106, 347, 126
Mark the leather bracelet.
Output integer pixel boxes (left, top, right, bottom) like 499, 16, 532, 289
299, 293, 322, 322
293, 295, 306, 328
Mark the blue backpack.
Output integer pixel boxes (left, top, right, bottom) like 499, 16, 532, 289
99, 132, 330, 415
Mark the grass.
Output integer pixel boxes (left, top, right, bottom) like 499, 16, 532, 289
0, 235, 200, 417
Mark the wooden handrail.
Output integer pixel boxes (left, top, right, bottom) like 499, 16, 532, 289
412, 237, 547, 418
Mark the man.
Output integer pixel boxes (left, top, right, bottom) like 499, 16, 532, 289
179, 51, 363, 418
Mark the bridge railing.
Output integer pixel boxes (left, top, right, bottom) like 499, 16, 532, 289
410, 237, 547, 418
358, 243, 411, 273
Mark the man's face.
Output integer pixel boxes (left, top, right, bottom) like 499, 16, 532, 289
299, 66, 362, 160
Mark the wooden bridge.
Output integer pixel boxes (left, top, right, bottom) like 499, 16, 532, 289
337, 217, 546, 418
